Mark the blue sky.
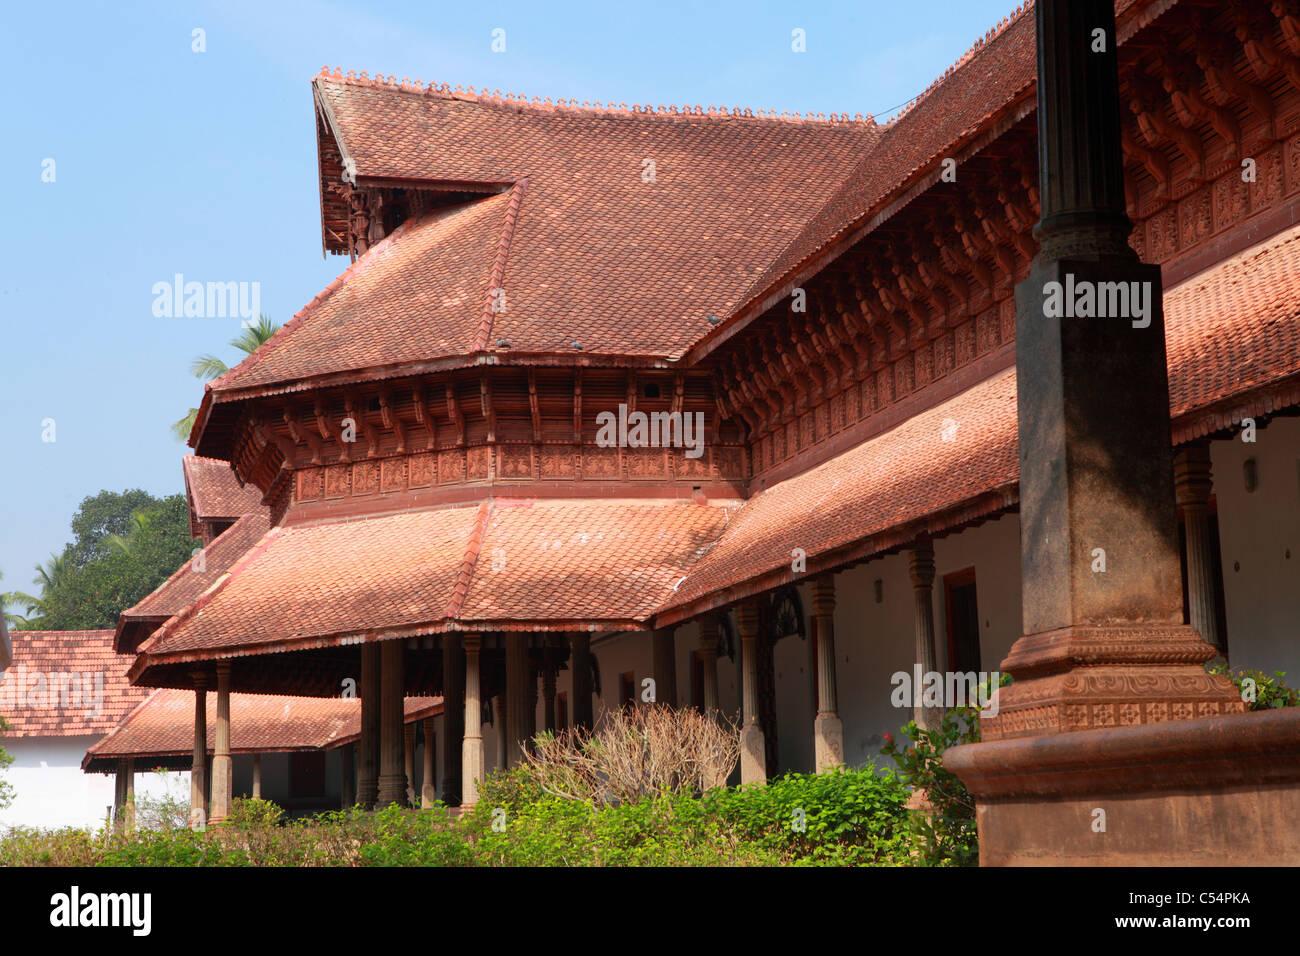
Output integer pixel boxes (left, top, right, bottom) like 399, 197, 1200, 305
0, 0, 1014, 597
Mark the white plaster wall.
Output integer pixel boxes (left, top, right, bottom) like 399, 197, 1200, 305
1211, 417, 1300, 678
0, 737, 180, 831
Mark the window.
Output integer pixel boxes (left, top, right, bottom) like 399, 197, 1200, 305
944, 568, 981, 673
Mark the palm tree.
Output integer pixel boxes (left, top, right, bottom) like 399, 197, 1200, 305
172, 315, 282, 441
0, 571, 33, 629
106, 509, 156, 555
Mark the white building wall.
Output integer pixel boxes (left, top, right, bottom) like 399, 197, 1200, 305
1211, 417, 1300, 679
0, 737, 179, 831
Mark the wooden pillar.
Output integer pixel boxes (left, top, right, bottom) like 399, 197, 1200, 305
506, 633, 529, 766
211, 661, 232, 825
189, 671, 207, 830
526, 657, 539, 743
376, 640, 408, 808
462, 635, 484, 806
358, 643, 380, 809
570, 632, 594, 731
251, 753, 262, 801
542, 638, 558, 733
811, 575, 844, 770
113, 758, 134, 830
697, 616, 721, 716
652, 627, 677, 707
340, 744, 354, 809
124, 758, 135, 830
421, 718, 437, 808
1175, 442, 1225, 663
737, 602, 766, 785
909, 542, 943, 731
441, 634, 464, 805
404, 723, 417, 807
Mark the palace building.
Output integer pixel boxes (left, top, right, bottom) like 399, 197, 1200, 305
109, 0, 1299, 861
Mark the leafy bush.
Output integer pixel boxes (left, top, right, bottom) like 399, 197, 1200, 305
1206, 665, 1299, 710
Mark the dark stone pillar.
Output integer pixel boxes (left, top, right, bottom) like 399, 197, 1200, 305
376, 640, 408, 808
542, 637, 558, 733
697, 616, 721, 716
810, 575, 844, 770
441, 634, 464, 805
357, 643, 380, 809
983, 0, 1239, 740
506, 633, 528, 766
737, 603, 766, 785
908, 544, 943, 731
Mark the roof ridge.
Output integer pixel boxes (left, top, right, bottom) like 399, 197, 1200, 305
881, 1, 1034, 124
472, 179, 528, 352
444, 499, 492, 620
315, 66, 879, 128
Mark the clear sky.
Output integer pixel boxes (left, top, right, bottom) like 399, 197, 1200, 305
0, 0, 1015, 598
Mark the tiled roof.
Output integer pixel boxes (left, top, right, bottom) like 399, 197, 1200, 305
143, 219, 1300, 664
206, 72, 882, 395
82, 690, 440, 772
0, 631, 149, 738
115, 511, 273, 653
662, 221, 1300, 616
183, 456, 265, 524
132, 498, 735, 670
715, 5, 1037, 344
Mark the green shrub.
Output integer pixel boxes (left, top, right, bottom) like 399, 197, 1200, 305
1206, 665, 1299, 710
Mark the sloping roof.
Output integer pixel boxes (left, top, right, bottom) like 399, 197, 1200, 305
82, 690, 441, 772
115, 511, 273, 654
204, 73, 882, 398
131, 498, 735, 673
660, 220, 1300, 618
183, 456, 265, 528
0, 630, 149, 738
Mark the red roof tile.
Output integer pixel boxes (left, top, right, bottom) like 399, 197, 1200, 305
662, 221, 1300, 616
115, 511, 273, 653
0, 631, 149, 738
183, 455, 265, 525
133, 498, 735, 670
206, 73, 882, 396
82, 690, 440, 772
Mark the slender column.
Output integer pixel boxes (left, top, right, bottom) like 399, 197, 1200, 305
421, 718, 437, 808
526, 659, 539, 743
697, 616, 721, 716
189, 671, 208, 830
358, 643, 380, 809
737, 603, 766, 785
506, 633, 529, 766
441, 634, 464, 805
113, 759, 128, 830
811, 575, 844, 770
570, 632, 594, 731
651, 627, 677, 707
909, 543, 943, 731
1175, 442, 1225, 664
211, 661, 233, 825
376, 640, 408, 808
124, 758, 135, 831
404, 723, 416, 807
251, 753, 262, 800
340, 744, 354, 809
542, 641, 558, 733
462, 635, 484, 806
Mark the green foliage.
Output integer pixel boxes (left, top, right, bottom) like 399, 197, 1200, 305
1207, 664, 1300, 710
0, 762, 933, 867
173, 315, 281, 441
9, 491, 197, 630
880, 673, 1009, 867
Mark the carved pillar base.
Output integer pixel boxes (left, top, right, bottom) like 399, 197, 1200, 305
813, 713, 844, 771
983, 624, 1244, 741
